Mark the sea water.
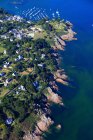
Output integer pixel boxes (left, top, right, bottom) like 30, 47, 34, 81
0, 0, 93, 140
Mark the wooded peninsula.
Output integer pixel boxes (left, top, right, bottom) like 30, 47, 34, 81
0, 8, 76, 140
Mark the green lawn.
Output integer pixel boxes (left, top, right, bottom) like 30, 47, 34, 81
0, 87, 9, 98
0, 45, 4, 53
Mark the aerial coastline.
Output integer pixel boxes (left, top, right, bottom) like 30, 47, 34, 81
0, 8, 76, 140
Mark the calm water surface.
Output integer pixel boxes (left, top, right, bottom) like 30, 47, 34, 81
0, 0, 93, 140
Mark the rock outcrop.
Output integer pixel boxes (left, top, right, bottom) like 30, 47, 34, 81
53, 36, 66, 51
61, 29, 77, 41
23, 132, 42, 140
46, 87, 63, 105
36, 114, 54, 134
23, 114, 53, 140
54, 70, 68, 86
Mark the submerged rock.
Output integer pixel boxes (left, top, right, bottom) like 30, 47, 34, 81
56, 124, 62, 130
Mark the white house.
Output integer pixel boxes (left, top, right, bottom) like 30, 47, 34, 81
16, 50, 19, 54
38, 63, 44, 67
3, 50, 7, 55
0, 20, 3, 23
16, 91, 19, 95
12, 72, 17, 77
18, 85, 25, 91
4, 82, 8, 87
10, 38, 13, 42
3, 62, 10, 68
41, 54, 45, 59
16, 34, 22, 40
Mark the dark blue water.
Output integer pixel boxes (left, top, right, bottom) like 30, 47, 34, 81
0, 0, 93, 140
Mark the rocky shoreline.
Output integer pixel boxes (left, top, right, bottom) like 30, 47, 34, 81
23, 114, 53, 140
0, 8, 77, 140
23, 24, 76, 140
53, 28, 77, 51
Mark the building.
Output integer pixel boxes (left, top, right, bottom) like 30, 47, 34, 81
38, 63, 44, 68
6, 118, 13, 125
33, 81, 39, 88
18, 85, 25, 91
15, 55, 23, 62
41, 54, 45, 59
0, 72, 6, 77
3, 62, 11, 68
3, 50, 7, 55
12, 72, 17, 77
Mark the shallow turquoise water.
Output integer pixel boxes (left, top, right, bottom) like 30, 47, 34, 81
0, 0, 93, 140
